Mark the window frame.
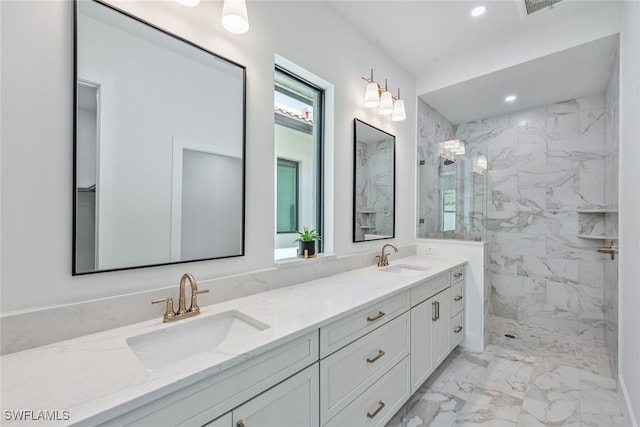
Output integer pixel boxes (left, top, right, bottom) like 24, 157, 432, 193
274, 66, 324, 254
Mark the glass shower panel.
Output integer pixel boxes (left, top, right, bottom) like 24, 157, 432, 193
417, 142, 487, 241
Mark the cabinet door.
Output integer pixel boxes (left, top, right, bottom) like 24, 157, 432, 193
410, 288, 452, 393
432, 288, 451, 367
410, 298, 434, 393
233, 363, 319, 427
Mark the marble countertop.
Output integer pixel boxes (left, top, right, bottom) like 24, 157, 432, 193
1, 255, 465, 426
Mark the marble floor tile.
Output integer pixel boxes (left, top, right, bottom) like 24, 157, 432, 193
386, 316, 629, 427
455, 387, 522, 426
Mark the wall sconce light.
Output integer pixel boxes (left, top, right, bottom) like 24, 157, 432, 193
222, 0, 250, 35
361, 69, 406, 122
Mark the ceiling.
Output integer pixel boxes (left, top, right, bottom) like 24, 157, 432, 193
330, 0, 621, 124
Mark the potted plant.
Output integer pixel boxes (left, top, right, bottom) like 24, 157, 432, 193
294, 226, 320, 258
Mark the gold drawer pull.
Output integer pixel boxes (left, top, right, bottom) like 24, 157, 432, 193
237, 421, 245, 427
454, 295, 463, 301
454, 272, 463, 278
367, 311, 385, 322
366, 349, 385, 364
367, 400, 386, 419
454, 326, 463, 333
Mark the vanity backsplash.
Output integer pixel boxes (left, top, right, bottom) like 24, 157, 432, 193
0, 245, 416, 355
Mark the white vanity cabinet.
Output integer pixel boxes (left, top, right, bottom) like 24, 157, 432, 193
319, 292, 411, 426
97, 331, 319, 427
64, 262, 467, 427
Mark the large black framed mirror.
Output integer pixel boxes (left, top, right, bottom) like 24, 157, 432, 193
73, 1, 246, 275
353, 119, 396, 242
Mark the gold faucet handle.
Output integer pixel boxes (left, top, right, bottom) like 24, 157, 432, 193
152, 297, 175, 322
190, 288, 209, 313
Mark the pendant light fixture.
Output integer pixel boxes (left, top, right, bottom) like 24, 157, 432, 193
222, 0, 250, 35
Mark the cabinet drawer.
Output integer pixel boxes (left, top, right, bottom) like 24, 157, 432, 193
410, 272, 449, 307
320, 291, 410, 358
233, 363, 319, 427
450, 281, 464, 315
324, 356, 410, 427
451, 311, 464, 348
101, 331, 319, 427
451, 266, 464, 284
320, 313, 410, 424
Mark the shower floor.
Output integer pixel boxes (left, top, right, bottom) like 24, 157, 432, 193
386, 315, 628, 427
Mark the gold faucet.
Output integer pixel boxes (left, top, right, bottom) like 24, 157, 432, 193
152, 273, 210, 323
376, 243, 398, 267
597, 241, 618, 260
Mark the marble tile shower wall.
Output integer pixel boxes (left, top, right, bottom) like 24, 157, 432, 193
469, 95, 609, 338
417, 95, 612, 338
603, 46, 619, 377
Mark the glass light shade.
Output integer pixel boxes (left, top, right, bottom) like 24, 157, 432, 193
477, 156, 487, 170
443, 139, 459, 150
175, 0, 200, 6
391, 99, 406, 121
221, 0, 249, 35
451, 144, 466, 155
379, 91, 393, 115
364, 82, 380, 108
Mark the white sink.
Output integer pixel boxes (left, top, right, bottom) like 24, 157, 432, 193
381, 264, 431, 276
126, 310, 270, 371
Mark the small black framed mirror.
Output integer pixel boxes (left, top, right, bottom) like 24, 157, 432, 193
353, 119, 396, 242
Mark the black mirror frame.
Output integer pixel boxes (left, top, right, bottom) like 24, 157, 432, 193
72, 0, 247, 275
352, 118, 396, 243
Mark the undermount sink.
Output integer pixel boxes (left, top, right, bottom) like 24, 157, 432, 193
126, 310, 270, 371
381, 264, 431, 276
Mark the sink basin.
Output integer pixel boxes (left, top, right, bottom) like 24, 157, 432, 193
381, 264, 431, 276
126, 310, 270, 371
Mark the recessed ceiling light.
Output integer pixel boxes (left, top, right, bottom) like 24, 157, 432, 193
471, 6, 486, 17
505, 95, 517, 102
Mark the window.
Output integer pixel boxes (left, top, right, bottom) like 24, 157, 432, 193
443, 189, 456, 232
276, 158, 299, 233
274, 67, 323, 259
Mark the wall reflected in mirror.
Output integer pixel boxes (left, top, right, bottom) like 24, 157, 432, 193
74, 1, 246, 274
353, 119, 395, 242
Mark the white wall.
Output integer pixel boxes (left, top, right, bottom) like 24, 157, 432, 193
0, 1, 416, 313
618, 1, 640, 424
